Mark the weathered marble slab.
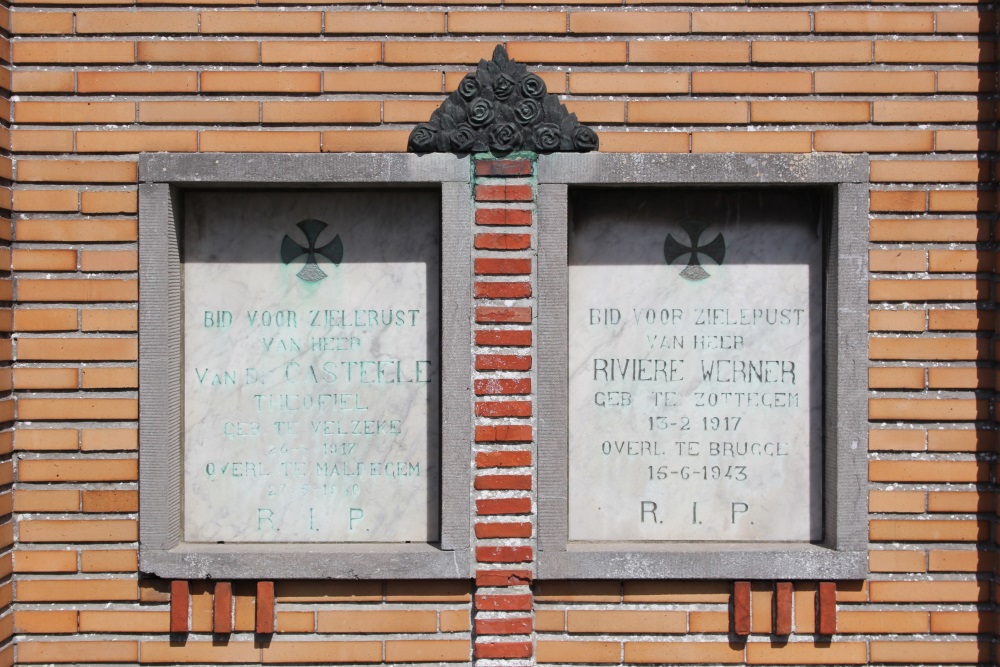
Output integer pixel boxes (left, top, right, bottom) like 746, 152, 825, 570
567, 189, 823, 542
183, 190, 440, 543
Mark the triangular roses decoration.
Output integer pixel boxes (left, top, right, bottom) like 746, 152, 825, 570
408, 45, 599, 155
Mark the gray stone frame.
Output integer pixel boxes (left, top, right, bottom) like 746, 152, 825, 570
138, 154, 473, 579
537, 153, 869, 580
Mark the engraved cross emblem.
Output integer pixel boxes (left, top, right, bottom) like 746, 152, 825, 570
663, 220, 726, 282
280, 219, 343, 283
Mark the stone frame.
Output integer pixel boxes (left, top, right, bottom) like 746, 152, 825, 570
536, 153, 869, 580
137, 153, 473, 579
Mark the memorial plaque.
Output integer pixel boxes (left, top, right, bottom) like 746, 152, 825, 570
183, 189, 440, 543
568, 188, 823, 542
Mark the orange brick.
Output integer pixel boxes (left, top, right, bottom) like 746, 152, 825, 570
81, 367, 138, 389
929, 249, 992, 272
136, 642, 260, 664
875, 100, 991, 123
872, 190, 926, 212
13, 428, 78, 450
868, 310, 926, 332
383, 41, 496, 64
13, 367, 78, 390
535, 610, 564, 632
451, 11, 565, 33
322, 130, 408, 152
838, 610, 928, 634
18, 397, 138, 420
570, 11, 688, 34
927, 429, 992, 452
631, 41, 749, 63
11, 12, 74, 34
870, 249, 926, 272
693, 131, 810, 153
317, 610, 437, 633
927, 490, 993, 512
81, 190, 137, 214
869, 641, 986, 664
262, 101, 379, 124
276, 611, 314, 632
276, 580, 382, 602
324, 70, 442, 93
688, 611, 728, 633
17, 279, 137, 303
928, 367, 993, 390
693, 11, 808, 32
746, 642, 867, 665
815, 70, 935, 93
82, 490, 139, 512
563, 100, 625, 123
13, 489, 79, 512
875, 40, 989, 63
11, 71, 75, 93
929, 189, 993, 212
693, 71, 810, 93
76, 10, 198, 33
751, 101, 869, 123
870, 159, 987, 183
140, 101, 260, 124
816, 130, 933, 152
936, 10, 995, 33
262, 641, 383, 663
928, 549, 990, 572
12, 130, 75, 153
536, 580, 622, 602
18, 519, 138, 544
137, 40, 259, 63
869, 278, 987, 301
80, 549, 137, 572
201, 71, 321, 93
260, 40, 380, 64
200, 10, 321, 33
17, 159, 137, 184
78, 71, 197, 94
623, 581, 728, 603
869, 490, 925, 513
629, 101, 747, 124
869, 367, 924, 389
200, 131, 320, 152
12, 249, 77, 271
938, 129, 996, 151
14, 609, 77, 633
14, 189, 77, 213
567, 610, 685, 634
930, 611, 993, 633
752, 40, 872, 63
569, 72, 687, 94
537, 641, 622, 664
870, 519, 987, 542
596, 132, 689, 153
815, 11, 934, 33
17, 219, 136, 243
868, 550, 927, 573
82, 309, 138, 332
76, 130, 198, 153
326, 10, 443, 33
13, 41, 134, 64
507, 40, 625, 63
871, 218, 987, 243
13, 550, 77, 574
624, 642, 743, 664
870, 397, 987, 420
17, 640, 137, 664
79, 610, 169, 633
15, 101, 135, 124
383, 100, 441, 123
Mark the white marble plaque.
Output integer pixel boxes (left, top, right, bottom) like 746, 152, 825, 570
568, 189, 823, 542
183, 190, 440, 543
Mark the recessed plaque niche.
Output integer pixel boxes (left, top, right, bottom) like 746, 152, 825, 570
568, 188, 822, 543
184, 190, 440, 543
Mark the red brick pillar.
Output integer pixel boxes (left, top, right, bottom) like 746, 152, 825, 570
470, 156, 535, 663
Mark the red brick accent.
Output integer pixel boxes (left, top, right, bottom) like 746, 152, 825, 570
774, 582, 792, 636
474, 641, 533, 658
475, 184, 533, 202
477, 498, 532, 515
475, 424, 533, 442
475, 306, 532, 324
474, 330, 532, 347
475, 616, 533, 634
474, 257, 532, 275
475, 208, 533, 226
474, 378, 531, 395
476, 570, 533, 586
733, 581, 751, 636
255, 581, 275, 634
474, 473, 532, 490
474, 401, 532, 418
476, 450, 532, 468
818, 582, 837, 635
474, 281, 532, 299
476, 354, 532, 371
474, 522, 533, 538
475, 159, 532, 177
170, 580, 189, 634
475, 593, 533, 611
213, 581, 232, 634
475, 233, 531, 250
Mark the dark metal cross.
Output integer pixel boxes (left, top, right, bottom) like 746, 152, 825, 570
663, 220, 726, 282
280, 219, 343, 283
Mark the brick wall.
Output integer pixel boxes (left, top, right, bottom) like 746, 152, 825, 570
5, 1, 998, 665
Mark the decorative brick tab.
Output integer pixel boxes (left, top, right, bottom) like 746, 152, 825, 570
214, 582, 232, 634
818, 582, 837, 635
774, 582, 793, 636
256, 581, 275, 634
733, 581, 751, 636
170, 580, 189, 634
